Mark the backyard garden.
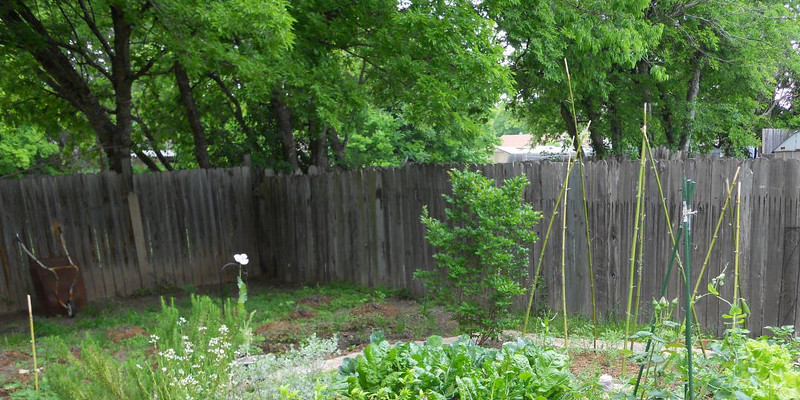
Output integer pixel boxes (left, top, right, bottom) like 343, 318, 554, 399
2, 161, 800, 400
1, 277, 799, 399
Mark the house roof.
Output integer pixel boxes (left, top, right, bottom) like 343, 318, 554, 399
499, 134, 533, 148
774, 132, 800, 152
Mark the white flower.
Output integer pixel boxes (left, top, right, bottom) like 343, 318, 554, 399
598, 374, 614, 391
233, 253, 249, 265
177, 317, 187, 326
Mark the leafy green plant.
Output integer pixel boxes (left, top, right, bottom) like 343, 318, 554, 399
333, 331, 573, 399
415, 168, 542, 344
699, 333, 800, 400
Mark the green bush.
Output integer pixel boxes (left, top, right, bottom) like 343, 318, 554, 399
415, 169, 542, 344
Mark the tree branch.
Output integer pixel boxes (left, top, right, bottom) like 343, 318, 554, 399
206, 71, 251, 135
132, 56, 159, 80
77, 0, 113, 55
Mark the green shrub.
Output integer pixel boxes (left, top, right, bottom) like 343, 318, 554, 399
415, 169, 542, 344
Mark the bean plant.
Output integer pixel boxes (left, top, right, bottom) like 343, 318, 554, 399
415, 169, 542, 345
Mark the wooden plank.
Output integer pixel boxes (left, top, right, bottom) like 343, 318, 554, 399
258, 174, 277, 280
159, 171, 180, 286
128, 192, 153, 289
330, 171, 344, 282
747, 159, 770, 334
309, 172, 325, 282
300, 174, 314, 283
402, 165, 418, 294
761, 159, 785, 332
0, 178, 26, 312
386, 167, 405, 289
778, 159, 800, 327
374, 169, 388, 287
241, 167, 260, 278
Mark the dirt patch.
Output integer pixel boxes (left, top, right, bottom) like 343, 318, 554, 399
289, 309, 317, 319
0, 350, 34, 395
350, 302, 398, 318
257, 321, 303, 353
107, 326, 147, 343
569, 350, 638, 378
0, 350, 28, 370
297, 295, 332, 308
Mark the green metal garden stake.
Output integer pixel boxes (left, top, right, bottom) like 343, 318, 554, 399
682, 178, 696, 400
633, 225, 685, 397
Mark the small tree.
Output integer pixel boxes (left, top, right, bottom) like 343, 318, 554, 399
415, 169, 542, 344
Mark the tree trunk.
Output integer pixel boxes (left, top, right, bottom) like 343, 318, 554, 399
635, 59, 652, 105
174, 62, 211, 169
0, 1, 132, 177
271, 89, 300, 172
680, 55, 703, 152
608, 99, 623, 154
560, 102, 585, 157
136, 117, 174, 171
134, 150, 161, 172
583, 100, 607, 158
659, 87, 677, 146
308, 119, 330, 169
109, 4, 134, 186
328, 126, 348, 166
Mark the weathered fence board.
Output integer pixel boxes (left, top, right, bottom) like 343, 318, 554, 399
254, 158, 800, 336
0, 168, 259, 314
3, 158, 800, 337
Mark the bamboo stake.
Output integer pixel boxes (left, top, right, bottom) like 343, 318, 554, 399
733, 183, 742, 330
522, 157, 577, 335
684, 169, 741, 356
641, 127, 684, 271
560, 146, 574, 347
632, 190, 646, 350
682, 178, 696, 400
690, 167, 741, 302
631, 104, 648, 350
623, 105, 649, 359
564, 58, 599, 348
28, 295, 39, 392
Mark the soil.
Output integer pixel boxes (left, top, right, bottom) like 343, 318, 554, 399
107, 326, 147, 343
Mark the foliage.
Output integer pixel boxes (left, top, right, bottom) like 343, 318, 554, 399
332, 331, 573, 399
230, 333, 340, 400
45, 294, 255, 400
0, 0, 508, 174
482, 0, 800, 156
415, 169, 542, 344
693, 331, 800, 400
0, 123, 59, 176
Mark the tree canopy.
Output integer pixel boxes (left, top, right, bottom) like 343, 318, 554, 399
488, 0, 800, 156
0, 0, 798, 176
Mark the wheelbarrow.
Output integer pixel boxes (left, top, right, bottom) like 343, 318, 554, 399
16, 225, 87, 317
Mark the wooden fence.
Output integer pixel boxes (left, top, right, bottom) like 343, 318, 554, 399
0, 168, 259, 314
257, 158, 800, 336
2, 158, 800, 336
